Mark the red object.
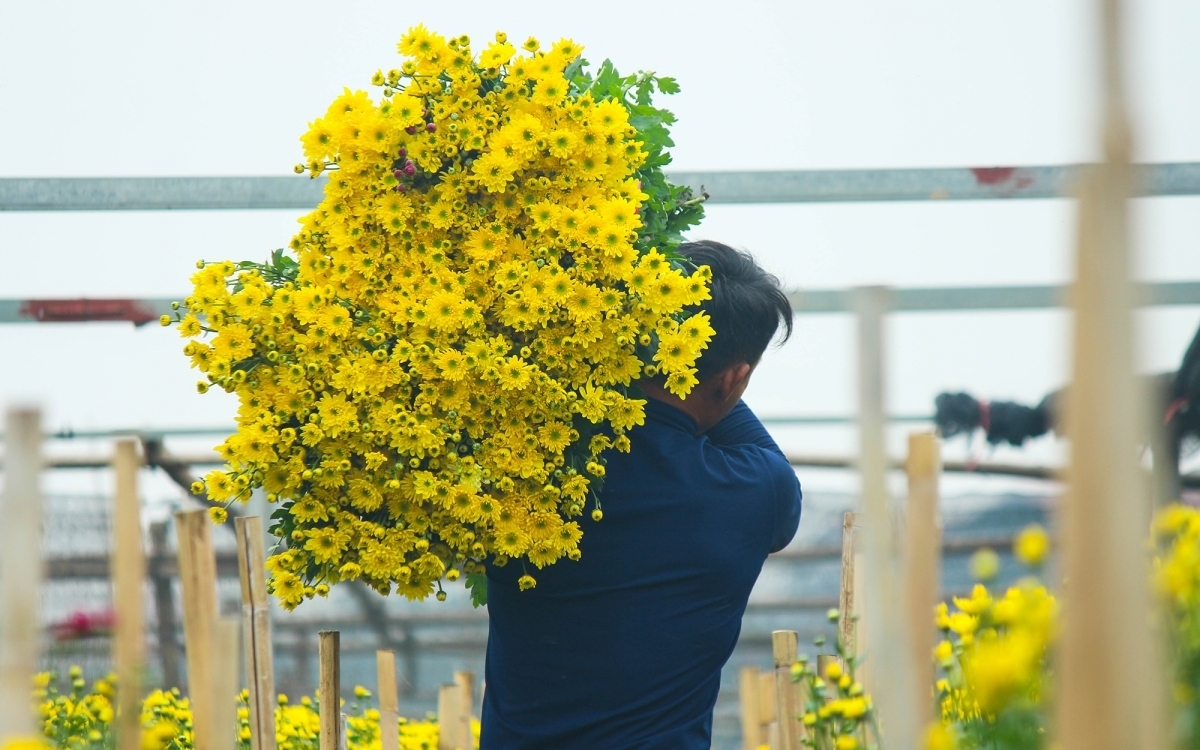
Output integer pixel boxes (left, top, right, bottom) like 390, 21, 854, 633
970, 167, 1035, 191
52, 609, 116, 641
18, 299, 159, 325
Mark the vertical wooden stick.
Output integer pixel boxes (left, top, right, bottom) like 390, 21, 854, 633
376, 651, 400, 750
757, 671, 776, 728
437, 684, 461, 750
236, 516, 277, 750
0, 406, 41, 741
838, 512, 857, 655
904, 432, 941, 736
212, 617, 241, 750
739, 666, 762, 750
176, 509, 219, 750
112, 439, 146, 750
854, 286, 916, 750
318, 631, 341, 750
771, 630, 802, 750
1056, 2, 1163, 748
453, 671, 474, 749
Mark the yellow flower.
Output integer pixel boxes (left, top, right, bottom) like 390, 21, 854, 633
1013, 524, 1049, 567
969, 548, 1000, 582
208, 507, 228, 524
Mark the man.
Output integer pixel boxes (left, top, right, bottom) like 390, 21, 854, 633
482, 240, 803, 749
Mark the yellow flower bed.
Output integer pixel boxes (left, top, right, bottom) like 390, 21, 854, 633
170, 26, 710, 608
26, 670, 465, 750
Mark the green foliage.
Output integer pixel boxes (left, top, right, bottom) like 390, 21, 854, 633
567, 60, 706, 256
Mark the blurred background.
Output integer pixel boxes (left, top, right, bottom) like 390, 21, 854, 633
2, 1, 1198, 747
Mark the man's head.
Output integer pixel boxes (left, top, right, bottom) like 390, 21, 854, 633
641, 240, 793, 431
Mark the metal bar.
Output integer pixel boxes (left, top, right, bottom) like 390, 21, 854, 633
1, 281, 1197, 326
4, 163, 1200, 211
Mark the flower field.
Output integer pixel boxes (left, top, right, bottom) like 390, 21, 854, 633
26, 671, 472, 750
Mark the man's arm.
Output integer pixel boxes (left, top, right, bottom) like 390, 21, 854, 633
705, 400, 801, 552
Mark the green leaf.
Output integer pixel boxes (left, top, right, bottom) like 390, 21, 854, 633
465, 573, 488, 608
656, 76, 680, 95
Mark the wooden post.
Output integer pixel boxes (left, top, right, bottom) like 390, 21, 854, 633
771, 630, 802, 750
854, 286, 916, 750
212, 617, 241, 750
739, 666, 763, 750
236, 516, 277, 750
176, 509, 219, 750
757, 671, 776, 729
437, 684, 461, 750
319, 631, 341, 750
149, 522, 182, 689
112, 439, 146, 750
376, 651, 400, 750
904, 432, 941, 736
1056, 1, 1164, 749
838, 512, 857, 655
453, 671, 474, 749
0, 406, 42, 741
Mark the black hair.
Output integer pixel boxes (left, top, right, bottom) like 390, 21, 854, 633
677, 240, 793, 379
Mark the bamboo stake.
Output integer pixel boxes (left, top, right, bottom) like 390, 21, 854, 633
236, 517, 277, 750
739, 666, 762, 750
212, 617, 240, 750
758, 671, 776, 728
112, 439, 146, 750
854, 286, 916, 750
1056, 1, 1163, 748
772, 630, 802, 750
904, 432, 941, 736
176, 509, 219, 750
453, 671, 474, 749
376, 651, 399, 750
852, 550, 868, 693
437, 684, 460, 750
318, 631, 341, 750
0, 407, 42, 741
838, 512, 857, 655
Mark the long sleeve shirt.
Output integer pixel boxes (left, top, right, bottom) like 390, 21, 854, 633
481, 399, 802, 749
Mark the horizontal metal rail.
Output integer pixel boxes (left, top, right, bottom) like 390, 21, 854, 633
2, 280, 1198, 325
4, 163, 1200, 211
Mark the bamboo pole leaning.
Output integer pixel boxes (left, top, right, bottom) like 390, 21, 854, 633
112, 439, 146, 750
319, 631, 341, 750
236, 516, 277, 750
771, 630, 803, 750
0, 406, 42, 742
176, 509, 220, 750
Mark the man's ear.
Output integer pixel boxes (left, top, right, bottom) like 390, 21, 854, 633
715, 362, 752, 400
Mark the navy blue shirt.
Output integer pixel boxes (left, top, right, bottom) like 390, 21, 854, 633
482, 399, 802, 749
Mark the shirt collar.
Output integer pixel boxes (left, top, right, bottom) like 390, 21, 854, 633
643, 397, 699, 435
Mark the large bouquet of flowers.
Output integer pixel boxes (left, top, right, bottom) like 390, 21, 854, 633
170, 26, 709, 607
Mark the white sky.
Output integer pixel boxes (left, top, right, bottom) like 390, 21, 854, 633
1, 0, 1198, 499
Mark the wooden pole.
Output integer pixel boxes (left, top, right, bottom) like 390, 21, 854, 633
437, 684, 461, 750
236, 516, 277, 750
112, 439, 146, 750
854, 286, 916, 750
376, 651, 400, 750
453, 671, 474, 749
771, 630, 802, 750
757, 671, 776, 730
318, 631, 341, 750
212, 617, 240, 750
176, 509, 219, 750
904, 432, 941, 736
0, 406, 42, 741
739, 666, 762, 750
149, 522, 182, 689
838, 512, 857, 656
1056, 1, 1164, 748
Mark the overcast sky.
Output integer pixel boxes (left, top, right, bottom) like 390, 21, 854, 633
2, 0, 1198, 498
